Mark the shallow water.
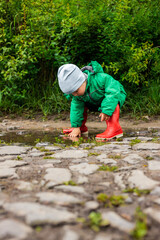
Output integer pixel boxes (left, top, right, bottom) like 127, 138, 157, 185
0, 128, 159, 146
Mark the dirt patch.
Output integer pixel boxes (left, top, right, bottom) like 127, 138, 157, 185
0, 114, 160, 131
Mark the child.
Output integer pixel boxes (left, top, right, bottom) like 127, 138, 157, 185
57, 61, 126, 139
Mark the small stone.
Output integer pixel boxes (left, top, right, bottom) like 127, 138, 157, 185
132, 143, 160, 150
85, 201, 99, 210
94, 233, 114, 240
36, 142, 50, 147
128, 170, 159, 190
144, 208, 160, 223
72, 159, 88, 163
122, 154, 143, 164
153, 198, 160, 205
47, 160, 62, 164
15, 181, 34, 191
102, 211, 135, 233
98, 182, 110, 187
0, 219, 32, 239
29, 151, 44, 157
114, 173, 126, 189
77, 175, 88, 184
148, 161, 160, 170
55, 185, 87, 195
54, 150, 88, 159
96, 154, 117, 165
150, 187, 160, 196
44, 168, 72, 186
69, 163, 99, 175
36, 192, 82, 205
4, 202, 77, 226
42, 164, 53, 168
62, 227, 79, 240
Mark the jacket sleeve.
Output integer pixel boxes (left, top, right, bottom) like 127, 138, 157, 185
99, 75, 121, 116
70, 97, 85, 127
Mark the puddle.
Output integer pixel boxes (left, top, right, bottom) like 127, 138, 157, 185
0, 128, 159, 146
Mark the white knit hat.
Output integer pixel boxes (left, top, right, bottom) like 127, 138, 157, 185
57, 64, 86, 94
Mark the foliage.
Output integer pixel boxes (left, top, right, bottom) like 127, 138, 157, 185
131, 207, 148, 239
97, 193, 126, 207
88, 212, 109, 232
123, 188, 150, 196
98, 165, 118, 172
0, 0, 160, 115
130, 138, 141, 146
63, 180, 77, 186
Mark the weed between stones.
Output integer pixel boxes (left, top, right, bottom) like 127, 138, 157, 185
123, 188, 150, 196
130, 138, 141, 146
88, 152, 100, 157
98, 165, 118, 172
97, 193, 126, 208
77, 211, 109, 232
63, 180, 77, 186
108, 154, 122, 159
131, 207, 147, 239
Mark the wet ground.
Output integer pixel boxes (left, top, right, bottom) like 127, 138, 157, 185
0, 120, 160, 240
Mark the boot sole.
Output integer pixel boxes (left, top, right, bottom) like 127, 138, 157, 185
95, 133, 123, 140
81, 131, 88, 135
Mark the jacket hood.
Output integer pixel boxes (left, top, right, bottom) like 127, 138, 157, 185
89, 61, 104, 74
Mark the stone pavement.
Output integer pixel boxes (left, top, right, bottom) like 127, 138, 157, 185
0, 130, 160, 240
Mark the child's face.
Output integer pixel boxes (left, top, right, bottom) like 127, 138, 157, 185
72, 81, 86, 96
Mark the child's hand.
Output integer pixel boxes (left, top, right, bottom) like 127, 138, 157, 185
68, 127, 81, 137
99, 113, 110, 122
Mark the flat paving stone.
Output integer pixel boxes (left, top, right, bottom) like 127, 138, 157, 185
0, 160, 28, 168
3, 202, 77, 226
94, 233, 117, 240
54, 150, 88, 159
15, 180, 34, 191
96, 154, 117, 165
69, 163, 99, 175
55, 185, 87, 195
153, 198, 160, 205
102, 211, 135, 233
0, 155, 16, 162
132, 143, 160, 150
148, 160, 160, 170
150, 186, 160, 196
114, 173, 126, 189
0, 168, 18, 178
36, 192, 82, 205
77, 175, 88, 184
93, 144, 131, 152
44, 168, 72, 186
29, 151, 44, 157
0, 218, 32, 239
122, 154, 143, 164
0, 146, 31, 155
85, 201, 99, 210
44, 145, 62, 151
144, 207, 160, 223
128, 170, 159, 190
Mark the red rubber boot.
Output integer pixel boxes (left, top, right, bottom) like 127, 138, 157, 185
63, 107, 88, 135
96, 104, 123, 139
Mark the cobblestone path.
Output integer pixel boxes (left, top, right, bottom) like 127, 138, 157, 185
0, 129, 160, 240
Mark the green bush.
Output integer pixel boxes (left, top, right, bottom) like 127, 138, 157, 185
0, 0, 160, 115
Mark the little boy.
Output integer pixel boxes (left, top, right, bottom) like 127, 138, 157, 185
57, 61, 126, 139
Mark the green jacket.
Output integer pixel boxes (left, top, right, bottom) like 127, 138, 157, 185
67, 61, 126, 128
